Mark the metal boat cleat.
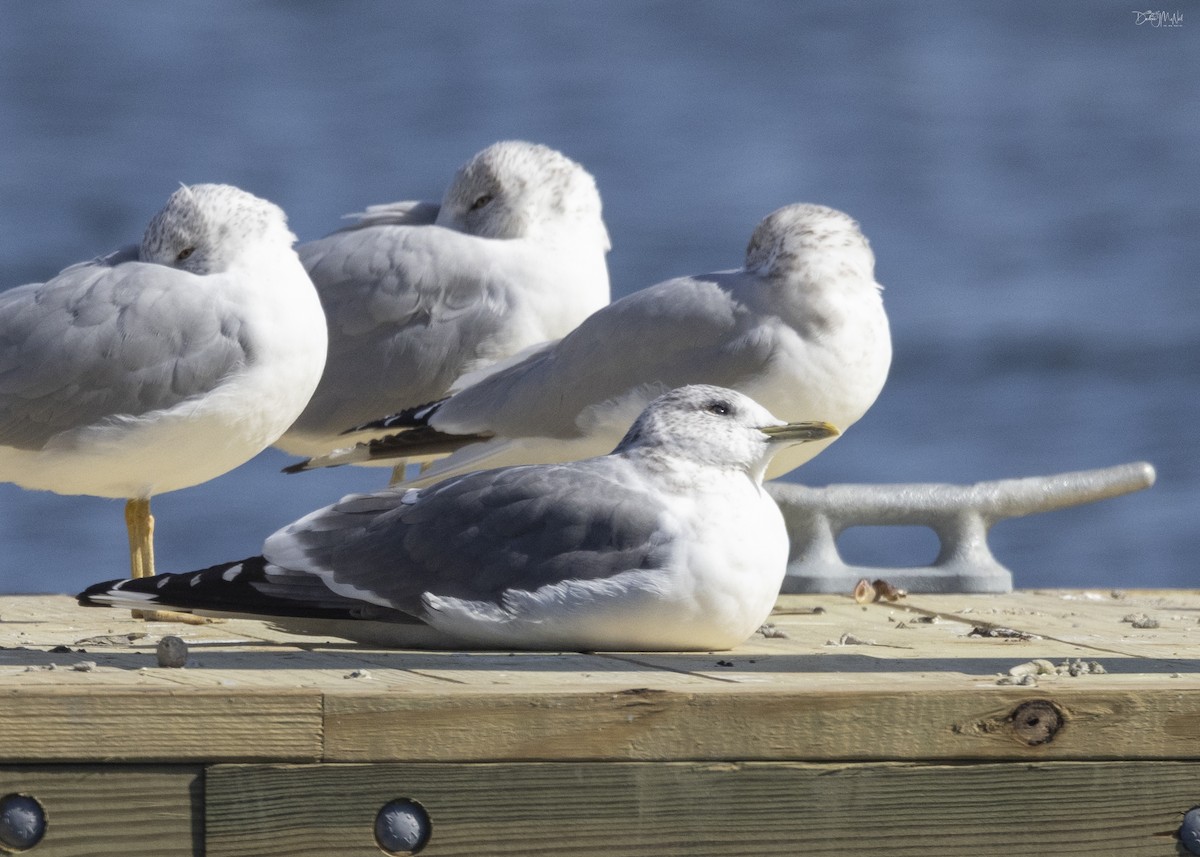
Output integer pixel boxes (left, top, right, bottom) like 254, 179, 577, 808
767, 461, 1156, 594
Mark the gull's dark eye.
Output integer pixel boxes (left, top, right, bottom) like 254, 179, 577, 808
706, 400, 732, 416
175, 247, 195, 262
469, 193, 494, 212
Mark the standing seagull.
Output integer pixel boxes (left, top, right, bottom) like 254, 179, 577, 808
289, 203, 889, 486
80, 386, 838, 651
0, 183, 327, 587
274, 140, 611, 459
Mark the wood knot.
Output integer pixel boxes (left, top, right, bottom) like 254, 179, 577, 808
1008, 699, 1064, 746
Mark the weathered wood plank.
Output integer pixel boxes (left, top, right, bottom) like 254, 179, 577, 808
2, 591, 1199, 764
763, 589, 1200, 663
0, 595, 719, 692
0, 688, 323, 762
4, 679, 1196, 766
0, 765, 201, 856
323, 685, 1200, 763
205, 760, 1200, 856
5, 592, 1199, 673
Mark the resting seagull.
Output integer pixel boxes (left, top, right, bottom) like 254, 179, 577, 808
80, 386, 838, 651
289, 203, 889, 486
0, 183, 327, 588
275, 140, 611, 459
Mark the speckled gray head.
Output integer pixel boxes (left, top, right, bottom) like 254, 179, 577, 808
436, 141, 609, 247
139, 183, 295, 274
615, 384, 838, 476
744, 203, 875, 284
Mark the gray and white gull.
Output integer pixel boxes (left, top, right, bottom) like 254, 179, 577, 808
289, 203, 889, 487
0, 183, 327, 582
275, 140, 611, 458
80, 386, 838, 651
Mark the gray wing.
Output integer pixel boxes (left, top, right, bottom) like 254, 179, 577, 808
0, 256, 249, 449
335, 200, 441, 230
262, 456, 671, 617
435, 272, 773, 437
291, 222, 530, 434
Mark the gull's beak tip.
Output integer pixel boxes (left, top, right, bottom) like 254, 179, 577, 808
759, 420, 840, 443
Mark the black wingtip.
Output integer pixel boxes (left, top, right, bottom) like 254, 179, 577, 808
75, 557, 413, 623
77, 558, 288, 616
77, 575, 150, 606
281, 459, 313, 474
77, 579, 116, 606
340, 398, 449, 436
340, 418, 387, 436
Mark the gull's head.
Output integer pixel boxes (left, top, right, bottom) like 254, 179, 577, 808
614, 385, 838, 481
744, 203, 875, 285
140, 183, 295, 274
437, 141, 610, 249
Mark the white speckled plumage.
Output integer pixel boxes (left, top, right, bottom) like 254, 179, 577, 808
300, 203, 890, 486
0, 183, 327, 575
276, 141, 611, 457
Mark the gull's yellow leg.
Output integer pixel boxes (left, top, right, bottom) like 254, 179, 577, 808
124, 497, 213, 625
389, 460, 432, 486
125, 498, 152, 579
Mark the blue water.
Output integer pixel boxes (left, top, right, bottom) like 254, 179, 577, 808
0, 1, 1195, 594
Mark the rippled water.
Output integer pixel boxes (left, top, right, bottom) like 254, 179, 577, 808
0, 1, 1195, 594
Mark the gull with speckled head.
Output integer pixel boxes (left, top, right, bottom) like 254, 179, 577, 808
275, 140, 611, 459
80, 386, 837, 651
288, 203, 890, 487
0, 183, 328, 584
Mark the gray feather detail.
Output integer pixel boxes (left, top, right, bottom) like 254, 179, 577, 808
290, 225, 520, 434
434, 273, 771, 438
263, 456, 670, 617
0, 256, 249, 450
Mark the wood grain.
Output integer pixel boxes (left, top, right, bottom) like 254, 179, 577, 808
0, 765, 201, 857
2, 593, 1198, 853
0, 688, 322, 762
323, 685, 1200, 763
205, 760, 1200, 857
1, 593, 1198, 764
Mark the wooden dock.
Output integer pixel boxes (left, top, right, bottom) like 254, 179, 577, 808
1, 590, 1198, 856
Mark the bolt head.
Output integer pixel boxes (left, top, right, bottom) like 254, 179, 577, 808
375, 798, 431, 855
0, 793, 46, 851
1180, 806, 1200, 855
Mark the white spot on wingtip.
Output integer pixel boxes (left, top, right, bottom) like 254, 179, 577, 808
93, 591, 157, 604
156, 577, 169, 589
221, 565, 243, 582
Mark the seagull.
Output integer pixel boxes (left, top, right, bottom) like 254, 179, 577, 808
79, 386, 838, 651
0, 183, 327, 589
274, 140, 611, 459
287, 203, 889, 487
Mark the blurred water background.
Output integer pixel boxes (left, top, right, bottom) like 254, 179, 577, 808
0, 1, 1195, 594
